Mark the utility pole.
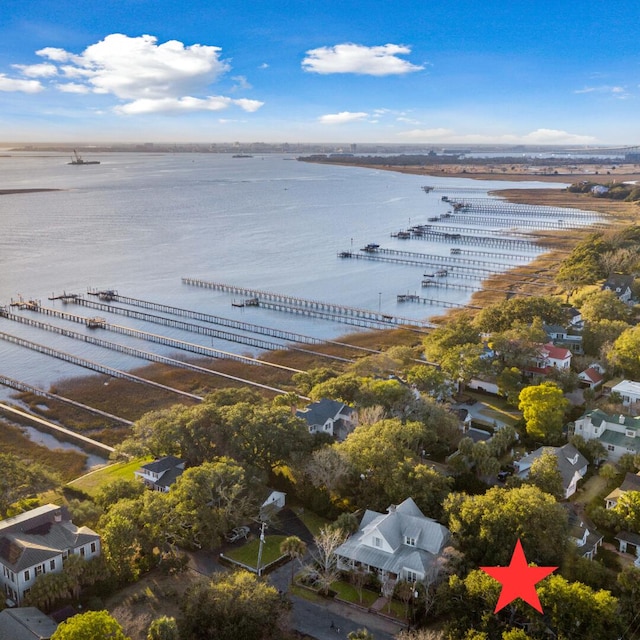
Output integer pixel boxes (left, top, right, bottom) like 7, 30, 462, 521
256, 521, 267, 576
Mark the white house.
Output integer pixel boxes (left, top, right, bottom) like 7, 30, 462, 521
334, 498, 450, 590
578, 367, 604, 390
515, 443, 588, 499
134, 455, 185, 492
573, 409, 640, 463
296, 398, 357, 441
0, 505, 100, 606
528, 343, 572, 376
602, 274, 634, 303
611, 380, 640, 406
564, 505, 603, 561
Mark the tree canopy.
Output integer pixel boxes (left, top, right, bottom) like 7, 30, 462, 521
51, 610, 130, 640
518, 382, 568, 443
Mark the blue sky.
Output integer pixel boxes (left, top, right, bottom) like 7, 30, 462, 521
0, 0, 638, 144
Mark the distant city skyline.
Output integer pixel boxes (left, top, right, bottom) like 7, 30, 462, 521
1, 1, 638, 144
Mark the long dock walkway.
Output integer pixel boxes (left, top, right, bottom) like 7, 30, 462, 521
0, 329, 203, 401
85, 290, 383, 357
366, 246, 529, 268
446, 197, 600, 220
0, 375, 132, 426
0, 314, 302, 397
182, 278, 434, 329
0, 402, 115, 454
395, 230, 541, 251
396, 294, 481, 310
9, 303, 302, 373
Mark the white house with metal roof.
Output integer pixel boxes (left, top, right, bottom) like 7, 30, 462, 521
611, 380, 640, 406
334, 498, 450, 589
0, 504, 100, 606
295, 398, 357, 441
515, 443, 588, 499
573, 409, 640, 463
134, 455, 186, 492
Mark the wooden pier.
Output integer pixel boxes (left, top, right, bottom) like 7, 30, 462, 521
397, 295, 481, 310
181, 278, 434, 329
0, 315, 302, 398
421, 279, 532, 297
447, 197, 600, 220
391, 229, 541, 251
4, 305, 302, 373
0, 329, 203, 401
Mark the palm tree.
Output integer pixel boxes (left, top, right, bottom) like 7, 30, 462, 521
347, 629, 374, 640
280, 535, 307, 585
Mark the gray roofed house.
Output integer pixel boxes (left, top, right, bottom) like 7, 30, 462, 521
605, 471, 640, 509
134, 455, 186, 492
573, 409, 640, 463
515, 443, 588, 499
0, 607, 58, 640
335, 498, 450, 592
563, 504, 603, 561
295, 398, 357, 441
0, 505, 100, 606
602, 274, 634, 303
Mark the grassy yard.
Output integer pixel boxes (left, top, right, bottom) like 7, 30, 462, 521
295, 508, 330, 538
331, 581, 379, 607
224, 535, 287, 569
67, 457, 151, 496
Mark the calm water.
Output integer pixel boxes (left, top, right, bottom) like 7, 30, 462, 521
0, 152, 588, 393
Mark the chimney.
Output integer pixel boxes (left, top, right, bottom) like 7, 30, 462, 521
387, 504, 397, 514
619, 414, 626, 424
53, 510, 62, 523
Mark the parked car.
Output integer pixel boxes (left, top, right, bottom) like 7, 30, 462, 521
225, 525, 250, 542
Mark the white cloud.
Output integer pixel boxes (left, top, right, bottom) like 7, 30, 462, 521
25, 34, 263, 116
36, 47, 73, 62
12, 63, 58, 78
259, 63, 269, 69
56, 82, 91, 94
0, 74, 43, 93
319, 111, 370, 124
574, 85, 628, 98
398, 128, 596, 145
115, 95, 264, 115
303, 43, 423, 76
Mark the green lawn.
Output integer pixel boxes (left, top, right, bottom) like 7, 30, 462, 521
296, 508, 330, 538
67, 457, 151, 496
331, 581, 379, 607
224, 535, 287, 569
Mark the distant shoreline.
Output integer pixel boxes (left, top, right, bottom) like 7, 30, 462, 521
0, 188, 61, 195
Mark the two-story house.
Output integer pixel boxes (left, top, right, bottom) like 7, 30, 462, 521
134, 456, 185, 492
515, 443, 588, 499
602, 274, 634, 303
527, 343, 572, 377
563, 505, 603, 561
610, 380, 640, 406
0, 504, 100, 606
573, 409, 640, 463
295, 398, 357, 441
334, 498, 450, 590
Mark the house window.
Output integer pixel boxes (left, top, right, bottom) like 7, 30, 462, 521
50, 560, 56, 571
625, 430, 635, 438
405, 536, 416, 547
80, 547, 85, 557
24, 570, 30, 581
373, 537, 382, 548
23, 588, 30, 599
607, 445, 615, 452
35, 565, 43, 577
406, 570, 418, 582
90, 542, 97, 553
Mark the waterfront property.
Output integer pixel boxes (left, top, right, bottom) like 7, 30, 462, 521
0, 505, 100, 606
573, 409, 640, 463
334, 498, 450, 591
134, 456, 186, 492
295, 398, 357, 441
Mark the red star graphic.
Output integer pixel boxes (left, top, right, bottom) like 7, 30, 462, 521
480, 539, 557, 613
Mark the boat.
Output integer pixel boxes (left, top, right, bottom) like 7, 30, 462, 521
68, 150, 100, 165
